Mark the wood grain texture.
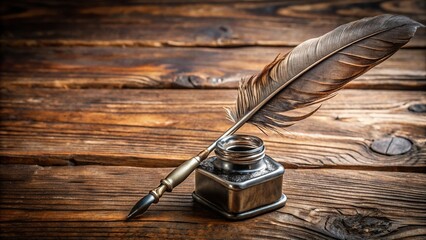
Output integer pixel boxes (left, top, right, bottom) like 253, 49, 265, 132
1, 0, 425, 48
1, 88, 424, 169
0, 165, 424, 239
1, 47, 424, 90
0, 0, 424, 239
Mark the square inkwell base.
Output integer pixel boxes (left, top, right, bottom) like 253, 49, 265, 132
192, 155, 287, 220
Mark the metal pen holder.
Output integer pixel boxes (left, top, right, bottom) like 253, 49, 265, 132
192, 135, 287, 220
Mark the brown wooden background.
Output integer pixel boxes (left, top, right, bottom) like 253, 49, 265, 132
1, 1, 425, 239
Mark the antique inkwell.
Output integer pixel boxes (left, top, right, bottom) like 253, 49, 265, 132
193, 134, 286, 220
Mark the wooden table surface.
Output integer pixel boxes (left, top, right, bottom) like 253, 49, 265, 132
1, 1, 425, 239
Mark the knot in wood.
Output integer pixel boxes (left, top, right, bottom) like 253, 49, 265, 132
408, 104, 426, 113
370, 137, 412, 156
326, 214, 392, 239
174, 75, 203, 88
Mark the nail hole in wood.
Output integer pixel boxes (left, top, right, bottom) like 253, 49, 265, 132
219, 26, 229, 33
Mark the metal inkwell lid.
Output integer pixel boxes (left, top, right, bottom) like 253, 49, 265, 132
213, 135, 267, 173
198, 134, 283, 185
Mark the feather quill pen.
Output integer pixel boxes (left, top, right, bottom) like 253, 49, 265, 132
225, 14, 423, 133
127, 14, 423, 220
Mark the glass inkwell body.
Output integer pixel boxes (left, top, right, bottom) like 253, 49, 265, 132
192, 135, 287, 220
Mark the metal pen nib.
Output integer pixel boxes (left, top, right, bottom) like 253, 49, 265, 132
126, 193, 156, 220
126, 149, 212, 220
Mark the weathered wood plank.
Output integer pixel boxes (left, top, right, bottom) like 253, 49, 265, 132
1, 0, 425, 48
1, 47, 424, 90
0, 165, 424, 239
1, 89, 424, 169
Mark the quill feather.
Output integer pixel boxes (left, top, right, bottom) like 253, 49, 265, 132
226, 14, 423, 132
